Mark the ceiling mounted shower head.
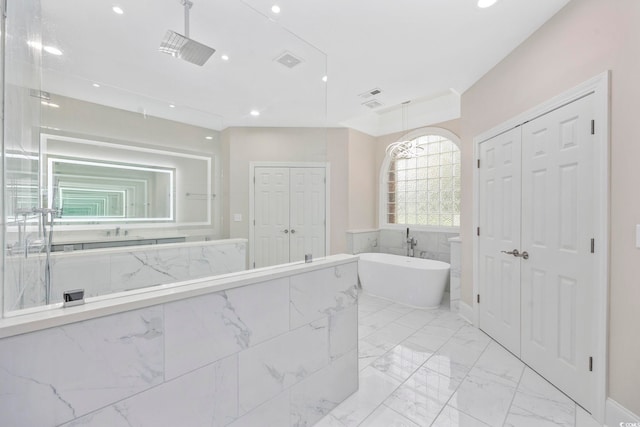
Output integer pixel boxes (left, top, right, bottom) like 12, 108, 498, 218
159, 0, 215, 66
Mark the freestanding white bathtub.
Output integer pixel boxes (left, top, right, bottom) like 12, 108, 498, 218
358, 252, 450, 309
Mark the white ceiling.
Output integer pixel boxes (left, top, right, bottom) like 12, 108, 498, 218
34, 0, 570, 136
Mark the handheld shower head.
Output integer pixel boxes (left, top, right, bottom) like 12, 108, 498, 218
159, 0, 215, 66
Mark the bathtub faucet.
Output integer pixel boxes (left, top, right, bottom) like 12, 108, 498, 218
407, 236, 418, 257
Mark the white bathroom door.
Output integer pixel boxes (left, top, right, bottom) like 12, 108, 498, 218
254, 167, 290, 268
289, 168, 326, 262
520, 94, 595, 410
478, 127, 522, 356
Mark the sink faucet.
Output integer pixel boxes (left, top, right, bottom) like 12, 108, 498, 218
115, 227, 121, 237
406, 227, 418, 257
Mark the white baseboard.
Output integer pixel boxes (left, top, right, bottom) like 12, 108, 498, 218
458, 301, 473, 325
606, 398, 640, 426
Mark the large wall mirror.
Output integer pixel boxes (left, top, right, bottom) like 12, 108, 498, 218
3, 0, 328, 314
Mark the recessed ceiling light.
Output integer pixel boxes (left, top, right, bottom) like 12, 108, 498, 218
322, 75, 328, 82
41, 101, 60, 108
43, 45, 63, 55
205, 136, 213, 140
271, 5, 281, 14
92, 83, 101, 88
250, 110, 260, 117
112, 6, 124, 15
221, 54, 229, 61
477, 0, 498, 8
169, 104, 176, 108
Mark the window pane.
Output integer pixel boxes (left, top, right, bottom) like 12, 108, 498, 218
441, 177, 453, 191
440, 152, 452, 165
386, 134, 461, 229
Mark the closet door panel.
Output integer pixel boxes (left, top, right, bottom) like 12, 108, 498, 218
520, 94, 595, 411
478, 127, 522, 356
254, 168, 290, 268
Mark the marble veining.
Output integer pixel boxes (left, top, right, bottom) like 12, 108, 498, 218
0, 258, 360, 427
320, 290, 598, 427
4, 240, 246, 311
0, 307, 164, 426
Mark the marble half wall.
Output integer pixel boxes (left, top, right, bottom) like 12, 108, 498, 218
0, 259, 359, 427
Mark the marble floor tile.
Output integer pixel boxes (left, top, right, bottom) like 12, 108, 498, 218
428, 312, 469, 331
384, 365, 461, 426
359, 404, 420, 427
504, 368, 576, 427
314, 367, 401, 427
361, 322, 416, 351
431, 405, 491, 427
370, 341, 434, 382
576, 406, 601, 427
395, 309, 441, 330
472, 341, 525, 384
405, 325, 457, 352
358, 340, 390, 370
384, 303, 417, 315
323, 291, 590, 427
448, 368, 518, 427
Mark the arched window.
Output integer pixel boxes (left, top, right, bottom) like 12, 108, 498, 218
381, 128, 461, 229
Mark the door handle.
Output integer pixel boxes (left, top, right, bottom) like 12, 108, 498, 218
500, 249, 529, 260
501, 249, 520, 257
290, 229, 296, 234
283, 229, 289, 234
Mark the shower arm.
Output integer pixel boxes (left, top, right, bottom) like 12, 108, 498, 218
182, 0, 193, 38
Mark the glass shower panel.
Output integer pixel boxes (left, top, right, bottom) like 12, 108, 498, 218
4, 0, 47, 312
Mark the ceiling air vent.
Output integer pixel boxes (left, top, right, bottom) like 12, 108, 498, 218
358, 88, 382, 99
275, 51, 303, 69
362, 99, 383, 109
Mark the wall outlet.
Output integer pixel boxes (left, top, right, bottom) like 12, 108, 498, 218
233, 214, 242, 222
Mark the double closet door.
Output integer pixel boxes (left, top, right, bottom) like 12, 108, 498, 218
478, 94, 596, 411
253, 167, 326, 268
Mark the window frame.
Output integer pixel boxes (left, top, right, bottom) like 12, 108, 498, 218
379, 126, 462, 232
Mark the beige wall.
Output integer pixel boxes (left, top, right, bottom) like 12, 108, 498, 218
225, 126, 329, 240
347, 129, 377, 230
459, 0, 640, 414
326, 130, 350, 254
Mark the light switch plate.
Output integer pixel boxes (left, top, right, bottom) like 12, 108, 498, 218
233, 213, 242, 222
636, 225, 640, 248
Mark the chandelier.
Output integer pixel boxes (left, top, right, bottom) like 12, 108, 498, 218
385, 100, 425, 159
